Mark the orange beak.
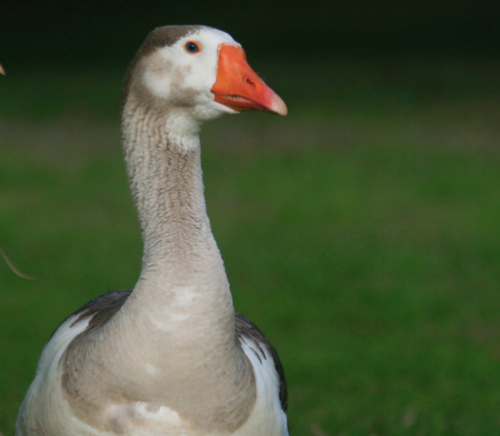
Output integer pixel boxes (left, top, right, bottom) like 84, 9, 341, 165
211, 45, 287, 116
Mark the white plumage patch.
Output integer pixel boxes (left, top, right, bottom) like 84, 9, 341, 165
106, 402, 182, 434
235, 337, 289, 436
33, 313, 91, 378
143, 28, 238, 107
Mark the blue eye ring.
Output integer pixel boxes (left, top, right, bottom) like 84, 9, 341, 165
185, 41, 201, 54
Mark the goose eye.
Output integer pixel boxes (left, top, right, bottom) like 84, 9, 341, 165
185, 41, 201, 54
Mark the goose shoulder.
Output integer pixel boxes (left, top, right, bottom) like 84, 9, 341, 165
44, 289, 288, 413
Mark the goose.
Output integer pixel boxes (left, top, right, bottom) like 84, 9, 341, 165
15, 25, 288, 436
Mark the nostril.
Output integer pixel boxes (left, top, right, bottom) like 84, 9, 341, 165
244, 77, 255, 86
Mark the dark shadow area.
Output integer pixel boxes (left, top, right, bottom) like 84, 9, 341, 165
2, 0, 500, 67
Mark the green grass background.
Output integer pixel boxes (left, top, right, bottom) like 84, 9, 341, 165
1, 55, 500, 435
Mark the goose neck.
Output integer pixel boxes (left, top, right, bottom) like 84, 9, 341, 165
122, 105, 216, 275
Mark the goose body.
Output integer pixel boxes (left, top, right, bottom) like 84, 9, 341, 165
15, 25, 288, 436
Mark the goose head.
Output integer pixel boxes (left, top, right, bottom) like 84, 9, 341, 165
123, 25, 287, 124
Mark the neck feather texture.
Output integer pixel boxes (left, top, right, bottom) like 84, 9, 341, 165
61, 99, 256, 433
125, 104, 214, 272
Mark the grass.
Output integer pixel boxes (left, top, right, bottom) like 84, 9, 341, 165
1, 54, 500, 435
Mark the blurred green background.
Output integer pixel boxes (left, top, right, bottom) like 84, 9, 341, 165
2, 1, 500, 435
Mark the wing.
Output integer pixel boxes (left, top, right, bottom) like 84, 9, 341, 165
15, 290, 133, 436
235, 312, 288, 412
46, 289, 132, 342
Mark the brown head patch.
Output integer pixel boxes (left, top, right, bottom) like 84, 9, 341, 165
139, 26, 203, 58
